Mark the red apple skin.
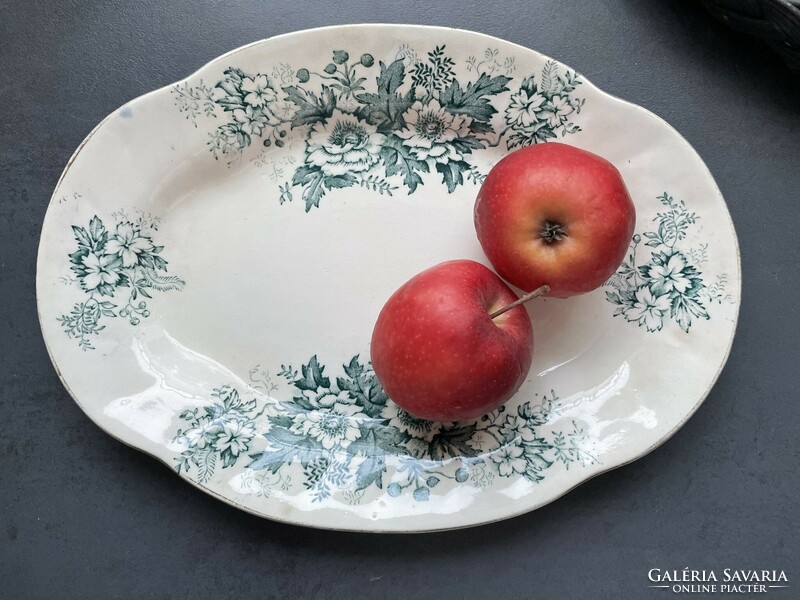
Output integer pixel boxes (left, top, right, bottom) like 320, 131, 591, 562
474, 143, 636, 298
370, 260, 533, 422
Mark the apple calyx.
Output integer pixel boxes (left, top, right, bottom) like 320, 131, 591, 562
489, 284, 550, 320
540, 221, 568, 243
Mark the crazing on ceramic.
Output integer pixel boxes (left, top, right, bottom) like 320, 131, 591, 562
38, 26, 740, 531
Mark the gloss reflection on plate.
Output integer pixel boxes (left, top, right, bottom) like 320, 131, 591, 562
37, 24, 740, 532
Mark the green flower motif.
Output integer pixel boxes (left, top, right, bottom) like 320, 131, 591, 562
289, 403, 365, 450
539, 95, 574, 128
183, 420, 217, 449
505, 87, 546, 129
504, 62, 584, 148
491, 444, 527, 476
395, 99, 472, 163
606, 193, 720, 333
233, 105, 271, 136
306, 110, 385, 176
175, 386, 262, 482
214, 419, 256, 457
210, 123, 249, 157
499, 414, 536, 443
239, 74, 277, 108
517, 400, 550, 427
80, 252, 123, 294
644, 251, 698, 296
105, 222, 153, 268
625, 285, 672, 332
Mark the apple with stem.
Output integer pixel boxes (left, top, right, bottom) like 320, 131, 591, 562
370, 260, 547, 422
474, 142, 636, 298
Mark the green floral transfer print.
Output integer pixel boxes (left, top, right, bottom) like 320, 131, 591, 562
174, 386, 261, 483
503, 59, 584, 149
173, 355, 596, 502
58, 210, 185, 350
605, 193, 732, 332
172, 45, 585, 211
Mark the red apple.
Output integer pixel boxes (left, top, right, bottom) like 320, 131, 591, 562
474, 142, 636, 298
370, 260, 533, 422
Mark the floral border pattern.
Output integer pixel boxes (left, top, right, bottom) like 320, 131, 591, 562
172, 45, 585, 211
173, 355, 596, 503
605, 193, 732, 332
58, 210, 185, 350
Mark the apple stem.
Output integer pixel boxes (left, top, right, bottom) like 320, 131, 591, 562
489, 284, 550, 319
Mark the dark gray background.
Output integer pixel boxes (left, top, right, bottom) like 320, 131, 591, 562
1, 1, 798, 598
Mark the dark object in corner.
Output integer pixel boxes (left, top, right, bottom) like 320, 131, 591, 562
701, 0, 800, 72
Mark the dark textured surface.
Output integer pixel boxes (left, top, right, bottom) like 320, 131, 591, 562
700, 0, 800, 72
1, 1, 799, 598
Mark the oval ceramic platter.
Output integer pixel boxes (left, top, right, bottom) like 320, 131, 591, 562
37, 25, 740, 532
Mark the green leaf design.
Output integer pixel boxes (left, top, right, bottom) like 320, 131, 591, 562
88, 216, 105, 245
436, 160, 470, 193
301, 170, 326, 211
138, 254, 155, 269
671, 294, 709, 333
324, 174, 357, 189
539, 60, 558, 97
196, 448, 217, 483
429, 423, 478, 461
343, 356, 364, 380
450, 136, 485, 155
248, 427, 323, 473
347, 423, 408, 491
410, 45, 455, 96
371, 424, 409, 455
149, 255, 166, 271
283, 84, 336, 128
294, 356, 331, 392
336, 356, 388, 418
268, 406, 301, 429
291, 164, 322, 186
379, 136, 429, 193
354, 59, 415, 132
440, 73, 511, 123
214, 68, 246, 111
72, 225, 92, 250
643, 230, 663, 248
355, 453, 386, 490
